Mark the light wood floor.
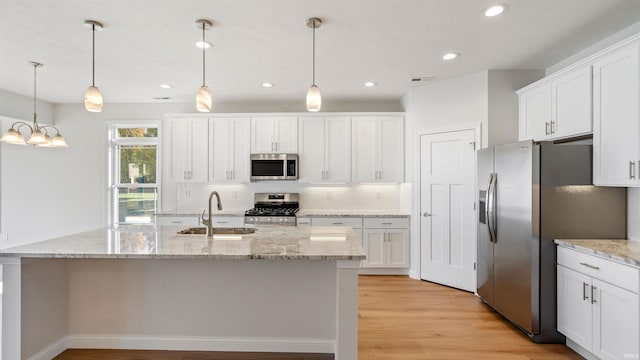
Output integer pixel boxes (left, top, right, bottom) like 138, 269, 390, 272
54, 275, 582, 360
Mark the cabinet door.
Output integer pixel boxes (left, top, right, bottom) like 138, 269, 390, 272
298, 117, 326, 182
557, 266, 593, 351
169, 119, 190, 181
552, 66, 592, 138
251, 118, 276, 153
351, 117, 378, 182
188, 118, 209, 182
363, 229, 385, 267
273, 117, 298, 153
209, 118, 232, 182
325, 117, 351, 182
386, 229, 409, 267
592, 279, 640, 360
593, 44, 639, 186
379, 117, 404, 182
229, 118, 251, 182
519, 84, 552, 141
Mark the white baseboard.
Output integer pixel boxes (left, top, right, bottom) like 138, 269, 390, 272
27, 337, 67, 360
358, 268, 410, 275
66, 335, 335, 354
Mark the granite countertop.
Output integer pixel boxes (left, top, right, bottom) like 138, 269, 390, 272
0, 225, 365, 260
297, 209, 409, 217
156, 210, 246, 217
555, 239, 640, 268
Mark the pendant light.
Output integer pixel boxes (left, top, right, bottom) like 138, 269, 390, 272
84, 20, 104, 112
0, 62, 68, 147
195, 19, 213, 112
306, 17, 322, 112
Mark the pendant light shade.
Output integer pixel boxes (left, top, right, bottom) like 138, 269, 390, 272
84, 20, 104, 112
306, 84, 321, 112
306, 17, 322, 112
195, 19, 213, 112
84, 85, 103, 112
196, 85, 212, 112
0, 62, 69, 148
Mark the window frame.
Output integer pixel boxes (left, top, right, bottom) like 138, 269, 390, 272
107, 121, 161, 226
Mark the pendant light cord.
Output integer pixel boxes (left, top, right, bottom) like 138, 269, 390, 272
33, 63, 37, 126
202, 22, 206, 87
92, 24, 96, 87
312, 21, 316, 86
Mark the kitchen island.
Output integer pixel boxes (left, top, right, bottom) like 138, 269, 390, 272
0, 225, 365, 360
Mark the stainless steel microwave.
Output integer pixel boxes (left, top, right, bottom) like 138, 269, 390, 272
250, 153, 298, 181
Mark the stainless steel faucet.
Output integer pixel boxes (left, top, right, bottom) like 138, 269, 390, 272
201, 191, 223, 236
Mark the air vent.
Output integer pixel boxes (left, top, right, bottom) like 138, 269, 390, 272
411, 77, 436, 83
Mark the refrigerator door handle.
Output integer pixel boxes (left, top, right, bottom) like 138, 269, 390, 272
487, 173, 498, 243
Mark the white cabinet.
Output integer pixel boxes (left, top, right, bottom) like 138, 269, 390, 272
351, 116, 404, 183
155, 215, 200, 226
299, 116, 351, 183
250, 117, 298, 153
593, 43, 640, 186
557, 246, 639, 360
362, 218, 409, 268
167, 117, 209, 182
518, 65, 592, 141
212, 216, 245, 227
209, 117, 250, 183
310, 217, 363, 244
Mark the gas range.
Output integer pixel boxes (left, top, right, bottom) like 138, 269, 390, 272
244, 193, 299, 226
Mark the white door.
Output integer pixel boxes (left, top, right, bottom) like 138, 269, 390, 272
420, 129, 476, 291
557, 266, 593, 351
251, 118, 276, 153
298, 117, 326, 182
273, 117, 298, 153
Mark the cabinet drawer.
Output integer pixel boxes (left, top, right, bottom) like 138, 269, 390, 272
156, 216, 200, 226
297, 217, 311, 226
212, 216, 245, 227
363, 217, 409, 229
557, 246, 639, 293
312, 217, 362, 228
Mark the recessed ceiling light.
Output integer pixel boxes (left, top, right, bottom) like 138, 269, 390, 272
262, 82, 274, 88
483, 4, 508, 17
442, 52, 460, 60
159, 84, 173, 89
364, 81, 377, 87
195, 41, 213, 49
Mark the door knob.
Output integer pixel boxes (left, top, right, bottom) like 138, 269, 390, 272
423, 212, 432, 217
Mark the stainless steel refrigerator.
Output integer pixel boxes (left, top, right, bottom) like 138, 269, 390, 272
476, 140, 626, 343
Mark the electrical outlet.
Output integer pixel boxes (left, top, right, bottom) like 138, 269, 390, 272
376, 192, 381, 199
326, 191, 332, 200
232, 190, 238, 199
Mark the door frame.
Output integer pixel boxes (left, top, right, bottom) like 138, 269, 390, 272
410, 122, 482, 283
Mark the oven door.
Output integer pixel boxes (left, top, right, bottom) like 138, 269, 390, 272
250, 154, 298, 181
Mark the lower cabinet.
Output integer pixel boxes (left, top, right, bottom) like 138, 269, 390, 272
362, 218, 410, 268
557, 246, 639, 360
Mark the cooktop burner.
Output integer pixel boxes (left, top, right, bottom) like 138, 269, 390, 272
244, 193, 300, 226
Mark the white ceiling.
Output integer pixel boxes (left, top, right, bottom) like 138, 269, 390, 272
1, 0, 640, 106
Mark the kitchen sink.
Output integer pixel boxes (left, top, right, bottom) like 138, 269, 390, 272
177, 227, 256, 235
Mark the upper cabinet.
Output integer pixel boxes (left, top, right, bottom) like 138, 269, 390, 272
351, 116, 404, 183
166, 117, 208, 182
298, 116, 351, 183
209, 117, 251, 183
593, 43, 640, 186
250, 117, 298, 153
518, 65, 592, 141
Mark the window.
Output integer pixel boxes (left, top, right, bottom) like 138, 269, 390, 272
109, 124, 159, 225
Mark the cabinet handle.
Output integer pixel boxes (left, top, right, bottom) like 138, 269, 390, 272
583, 282, 589, 301
423, 212, 432, 217
550, 121, 556, 134
184, 171, 188, 180
630, 161, 636, 180
275, 142, 279, 151
545, 122, 550, 135
591, 285, 597, 304
218, 221, 228, 224
230, 170, 234, 180
382, 222, 392, 225
332, 222, 344, 225
579, 262, 600, 270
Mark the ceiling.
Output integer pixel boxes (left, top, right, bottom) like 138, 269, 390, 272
1, 0, 640, 106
